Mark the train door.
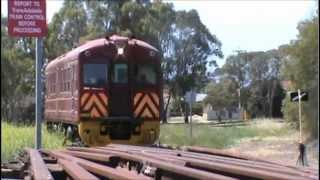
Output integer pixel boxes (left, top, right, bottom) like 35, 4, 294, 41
109, 63, 131, 116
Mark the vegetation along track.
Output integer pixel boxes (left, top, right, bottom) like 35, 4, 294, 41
1, 144, 318, 180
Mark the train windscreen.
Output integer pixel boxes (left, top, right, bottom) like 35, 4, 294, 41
113, 64, 128, 84
135, 64, 156, 85
83, 64, 108, 87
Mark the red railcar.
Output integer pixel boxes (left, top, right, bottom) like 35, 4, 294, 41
44, 35, 163, 146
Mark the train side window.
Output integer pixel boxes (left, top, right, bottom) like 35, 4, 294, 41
53, 73, 56, 93
83, 64, 108, 87
63, 69, 66, 91
67, 67, 71, 91
47, 74, 50, 93
60, 70, 62, 92
113, 64, 128, 84
135, 64, 156, 85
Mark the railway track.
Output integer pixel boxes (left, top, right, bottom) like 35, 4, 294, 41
166, 120, 250, 127
1, 144, 318, 180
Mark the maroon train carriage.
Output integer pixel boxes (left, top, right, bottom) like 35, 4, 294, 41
44, 35, 163, 146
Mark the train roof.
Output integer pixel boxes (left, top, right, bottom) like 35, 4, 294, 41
46, 35, 159, 69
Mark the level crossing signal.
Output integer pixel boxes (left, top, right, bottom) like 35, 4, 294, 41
290, 91, 308, 102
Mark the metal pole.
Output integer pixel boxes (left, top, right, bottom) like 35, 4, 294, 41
238, 87, 241, 120
35, 37, 44, 149
190, 99, 192, 138
238, 88, 241, 110
298, 89, 302, 143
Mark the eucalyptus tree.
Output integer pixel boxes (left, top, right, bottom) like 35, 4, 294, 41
281, 10, 318, 138
1, 15, 35, 121
46, 0, 88, 60
166, 10, 223, 122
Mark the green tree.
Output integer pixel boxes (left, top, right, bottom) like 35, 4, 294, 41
167, 10, 223, 122
203, 79, 238, 113
46, 0, 88, 59
281, 10, 318, 139
222, 48, 285, 118
1, 15, 35, 121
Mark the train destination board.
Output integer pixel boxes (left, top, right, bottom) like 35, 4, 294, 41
8, 0, 47, 37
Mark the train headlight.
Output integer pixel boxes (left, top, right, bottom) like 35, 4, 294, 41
114, 40, 127, 58
117, 47, 124, 55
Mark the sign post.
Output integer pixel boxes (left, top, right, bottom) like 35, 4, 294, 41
185, 90, 196, 139
289, 90, 309, 166
35, 37, 44, 149
298, 89, 302, 143
8, 0, 47, 149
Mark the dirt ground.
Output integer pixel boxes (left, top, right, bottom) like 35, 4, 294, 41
226, 132, 319, 170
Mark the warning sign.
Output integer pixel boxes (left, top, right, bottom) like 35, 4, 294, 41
8, 0, 47, 37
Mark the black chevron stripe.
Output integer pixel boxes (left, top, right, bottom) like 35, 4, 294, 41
134, 93, 145, 110
148, 93, 160, 109
87, 103, 104, 117
81, 93, 91, 109
137, 103, 156, 118
96, 93, 108, 108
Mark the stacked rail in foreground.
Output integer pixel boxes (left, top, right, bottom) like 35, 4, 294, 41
1, 144, 318, 180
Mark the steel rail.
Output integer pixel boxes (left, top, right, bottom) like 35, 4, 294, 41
105, 145, 312, 175
57, 159, 99, 180
117, 148, 313, 178
3, 145, 316, 180
27, 149, 54, 180
102, 144, 318, 179
60, 149, 115, 162
66, 147, 236, 180
95, 146, 315, 180
49, 150, 151, 180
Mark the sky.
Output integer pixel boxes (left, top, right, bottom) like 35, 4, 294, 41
1, 0, 317, 67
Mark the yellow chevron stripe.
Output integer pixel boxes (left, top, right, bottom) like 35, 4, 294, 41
90, 107, 100, 118
81, 93, 89, 106
82, 94, 108, 117
144, 95, 159, 117
84, 95, 99, 110
94, 94, 107, 116
150, 93, 159, 106
140, 107, 153, 118
134, 94, 159, 118
134, 93, 143, 105
134, 95, 149, 116
84, 94, 96, 110
98, 93, 108, 106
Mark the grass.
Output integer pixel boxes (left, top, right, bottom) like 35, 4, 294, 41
159, 118, 294, 149
1, 121, 65, 163
1, 118, 294, 163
